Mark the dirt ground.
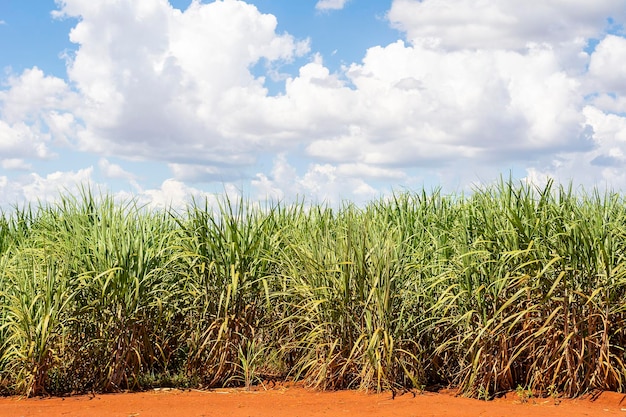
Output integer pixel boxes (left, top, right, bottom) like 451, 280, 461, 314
1, 385, 625, 417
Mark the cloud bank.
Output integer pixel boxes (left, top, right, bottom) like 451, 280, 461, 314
1, 0, 626, 206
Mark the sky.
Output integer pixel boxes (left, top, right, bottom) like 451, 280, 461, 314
1, 0, 626, 209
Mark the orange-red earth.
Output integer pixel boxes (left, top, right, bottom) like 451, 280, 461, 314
1, 385, 625, 417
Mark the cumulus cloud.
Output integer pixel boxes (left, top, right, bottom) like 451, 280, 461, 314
251, 154, 382, 204
168, 162, 250, 182
588, 35, 626, 95
0, 67, 71, 122
295, 41, 592, 169
388, 0, 626, 51
53, 0, 309, 165
315, 0, 350, 11
0, 120, 51, 159
0, 167, 95, 207
135, 179, 208, 210
98, 158, 137, 181
129, 178, 240, 211
0, 165, 226, 211
22, 168, 95, 202
0, 67, 78, 160
521, 106, 626, 190
1, 159, 32, 171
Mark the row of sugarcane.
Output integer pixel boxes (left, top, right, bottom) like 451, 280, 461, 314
1, 179, 626, 399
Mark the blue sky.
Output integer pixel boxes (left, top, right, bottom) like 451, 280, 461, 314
1, 0, 626, 208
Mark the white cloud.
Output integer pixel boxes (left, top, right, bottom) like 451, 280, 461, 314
588, 35, 626, 95
0, 120, 52, 159
388, 0, 626, 51
251, 154, 381, 205
132, 178, 239, 211
137, 179, 204, 210
0, 67, 77, 160
523, 167, 554, 189
315, 0, 350, 11
168, 162, 250, 182
98, 158, 137, 181
53, 0, 309, 165
0, 167, 95, 207
22, 168, 95, 203
520, 106, 626, 190
590, 93, 626, 115
0, 67, 72, 123
335, 163, 406, 180
1, 159, 32, 171
296, 41, 590, 170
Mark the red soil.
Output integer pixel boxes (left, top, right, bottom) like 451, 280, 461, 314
1, 385, 625, 417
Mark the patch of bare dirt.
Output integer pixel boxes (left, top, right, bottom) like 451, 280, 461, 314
1, 385, 625, 417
